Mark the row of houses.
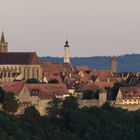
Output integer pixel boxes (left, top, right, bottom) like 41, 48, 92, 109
1, 32, 140, 112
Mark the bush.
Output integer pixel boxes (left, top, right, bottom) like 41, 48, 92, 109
24, 105, 41, 122
83, 90, 99, 100
48, 79, 59, 84
26, 78, 39, 84
0, 87, 5, 103
2, 92, 19, 113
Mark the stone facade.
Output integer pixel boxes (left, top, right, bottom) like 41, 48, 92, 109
0, 64, 42, 82
99, 89, 107, 106
17, 83, 69, 115
18, 85, 47, 115
64, 41, 70, 63
111, 56, 118, 73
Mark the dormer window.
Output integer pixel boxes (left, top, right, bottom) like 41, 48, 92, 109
31, 89, 40, 96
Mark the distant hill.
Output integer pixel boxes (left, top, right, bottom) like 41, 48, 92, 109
40, 54, 140, 72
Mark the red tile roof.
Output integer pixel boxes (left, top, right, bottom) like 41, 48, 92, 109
41, 62, 65, 74
41, 62, 73, 74
75, 66, 90, 72
25, 83, 69, 100
43, 73, 62, 83
90, 69, 112, 77
96, 76, 118, 82
93, 81, 114, 88
120, 87, 140, 99
2, 82, 24, 96
0, 52, 40, 64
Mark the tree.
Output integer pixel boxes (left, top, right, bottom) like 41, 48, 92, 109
0, 87, 5, 102
83, 90, 99, 100
111, 81, 128, 100
26, 78, 39, 84
2, 92, 19, 113
61, 96, 79, 117
83, 90, 93, 99
48, 79, 59, 84
47, 97, 62, 118
24, 105, 41, 122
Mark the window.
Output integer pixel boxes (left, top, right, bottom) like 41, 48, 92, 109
30, 89, 40, 96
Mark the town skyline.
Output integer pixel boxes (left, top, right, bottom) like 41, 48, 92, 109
0, 0, 140, 57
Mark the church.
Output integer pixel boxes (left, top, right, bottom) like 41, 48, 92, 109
0, 32, 42, 82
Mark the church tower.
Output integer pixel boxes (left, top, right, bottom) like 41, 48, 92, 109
111, 56, 118, 73
0, 32, 8, 53
64, 40, 70, 63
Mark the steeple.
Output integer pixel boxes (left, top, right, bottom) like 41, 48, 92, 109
1, 32, 5, 43
64, 40, 70, 63
0, 31, 8, 53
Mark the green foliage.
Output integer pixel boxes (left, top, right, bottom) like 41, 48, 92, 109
111, 81, 128, 100
2, 92, 19, 113
26, 78, 39, 83
1, 97, 140, 139
126, 75, 140, 86
83, 90, 99, 100
0, 87, 5, 102
62, 96, 78, 113
47, 97, 62, 118
23, 105, 41, 122
48, 79, 59, 84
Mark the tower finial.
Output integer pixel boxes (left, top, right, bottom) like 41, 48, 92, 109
1, 32, 5, 43
65, 40, 68, 45
64, 40, 69, 47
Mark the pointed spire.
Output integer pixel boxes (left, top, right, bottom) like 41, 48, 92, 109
1, 32, 5, 43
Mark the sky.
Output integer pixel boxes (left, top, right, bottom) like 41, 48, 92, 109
0, 0, 140, 57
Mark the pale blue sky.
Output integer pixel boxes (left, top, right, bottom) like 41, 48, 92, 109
0, 0, 140, 57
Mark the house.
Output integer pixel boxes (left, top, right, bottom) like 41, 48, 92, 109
20, 83, 69, 115
2, 82, 70, 115
116, 87, 140, 105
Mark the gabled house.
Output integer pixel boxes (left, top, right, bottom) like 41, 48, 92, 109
116, 87, 140, 105
19, 83, 69, 115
